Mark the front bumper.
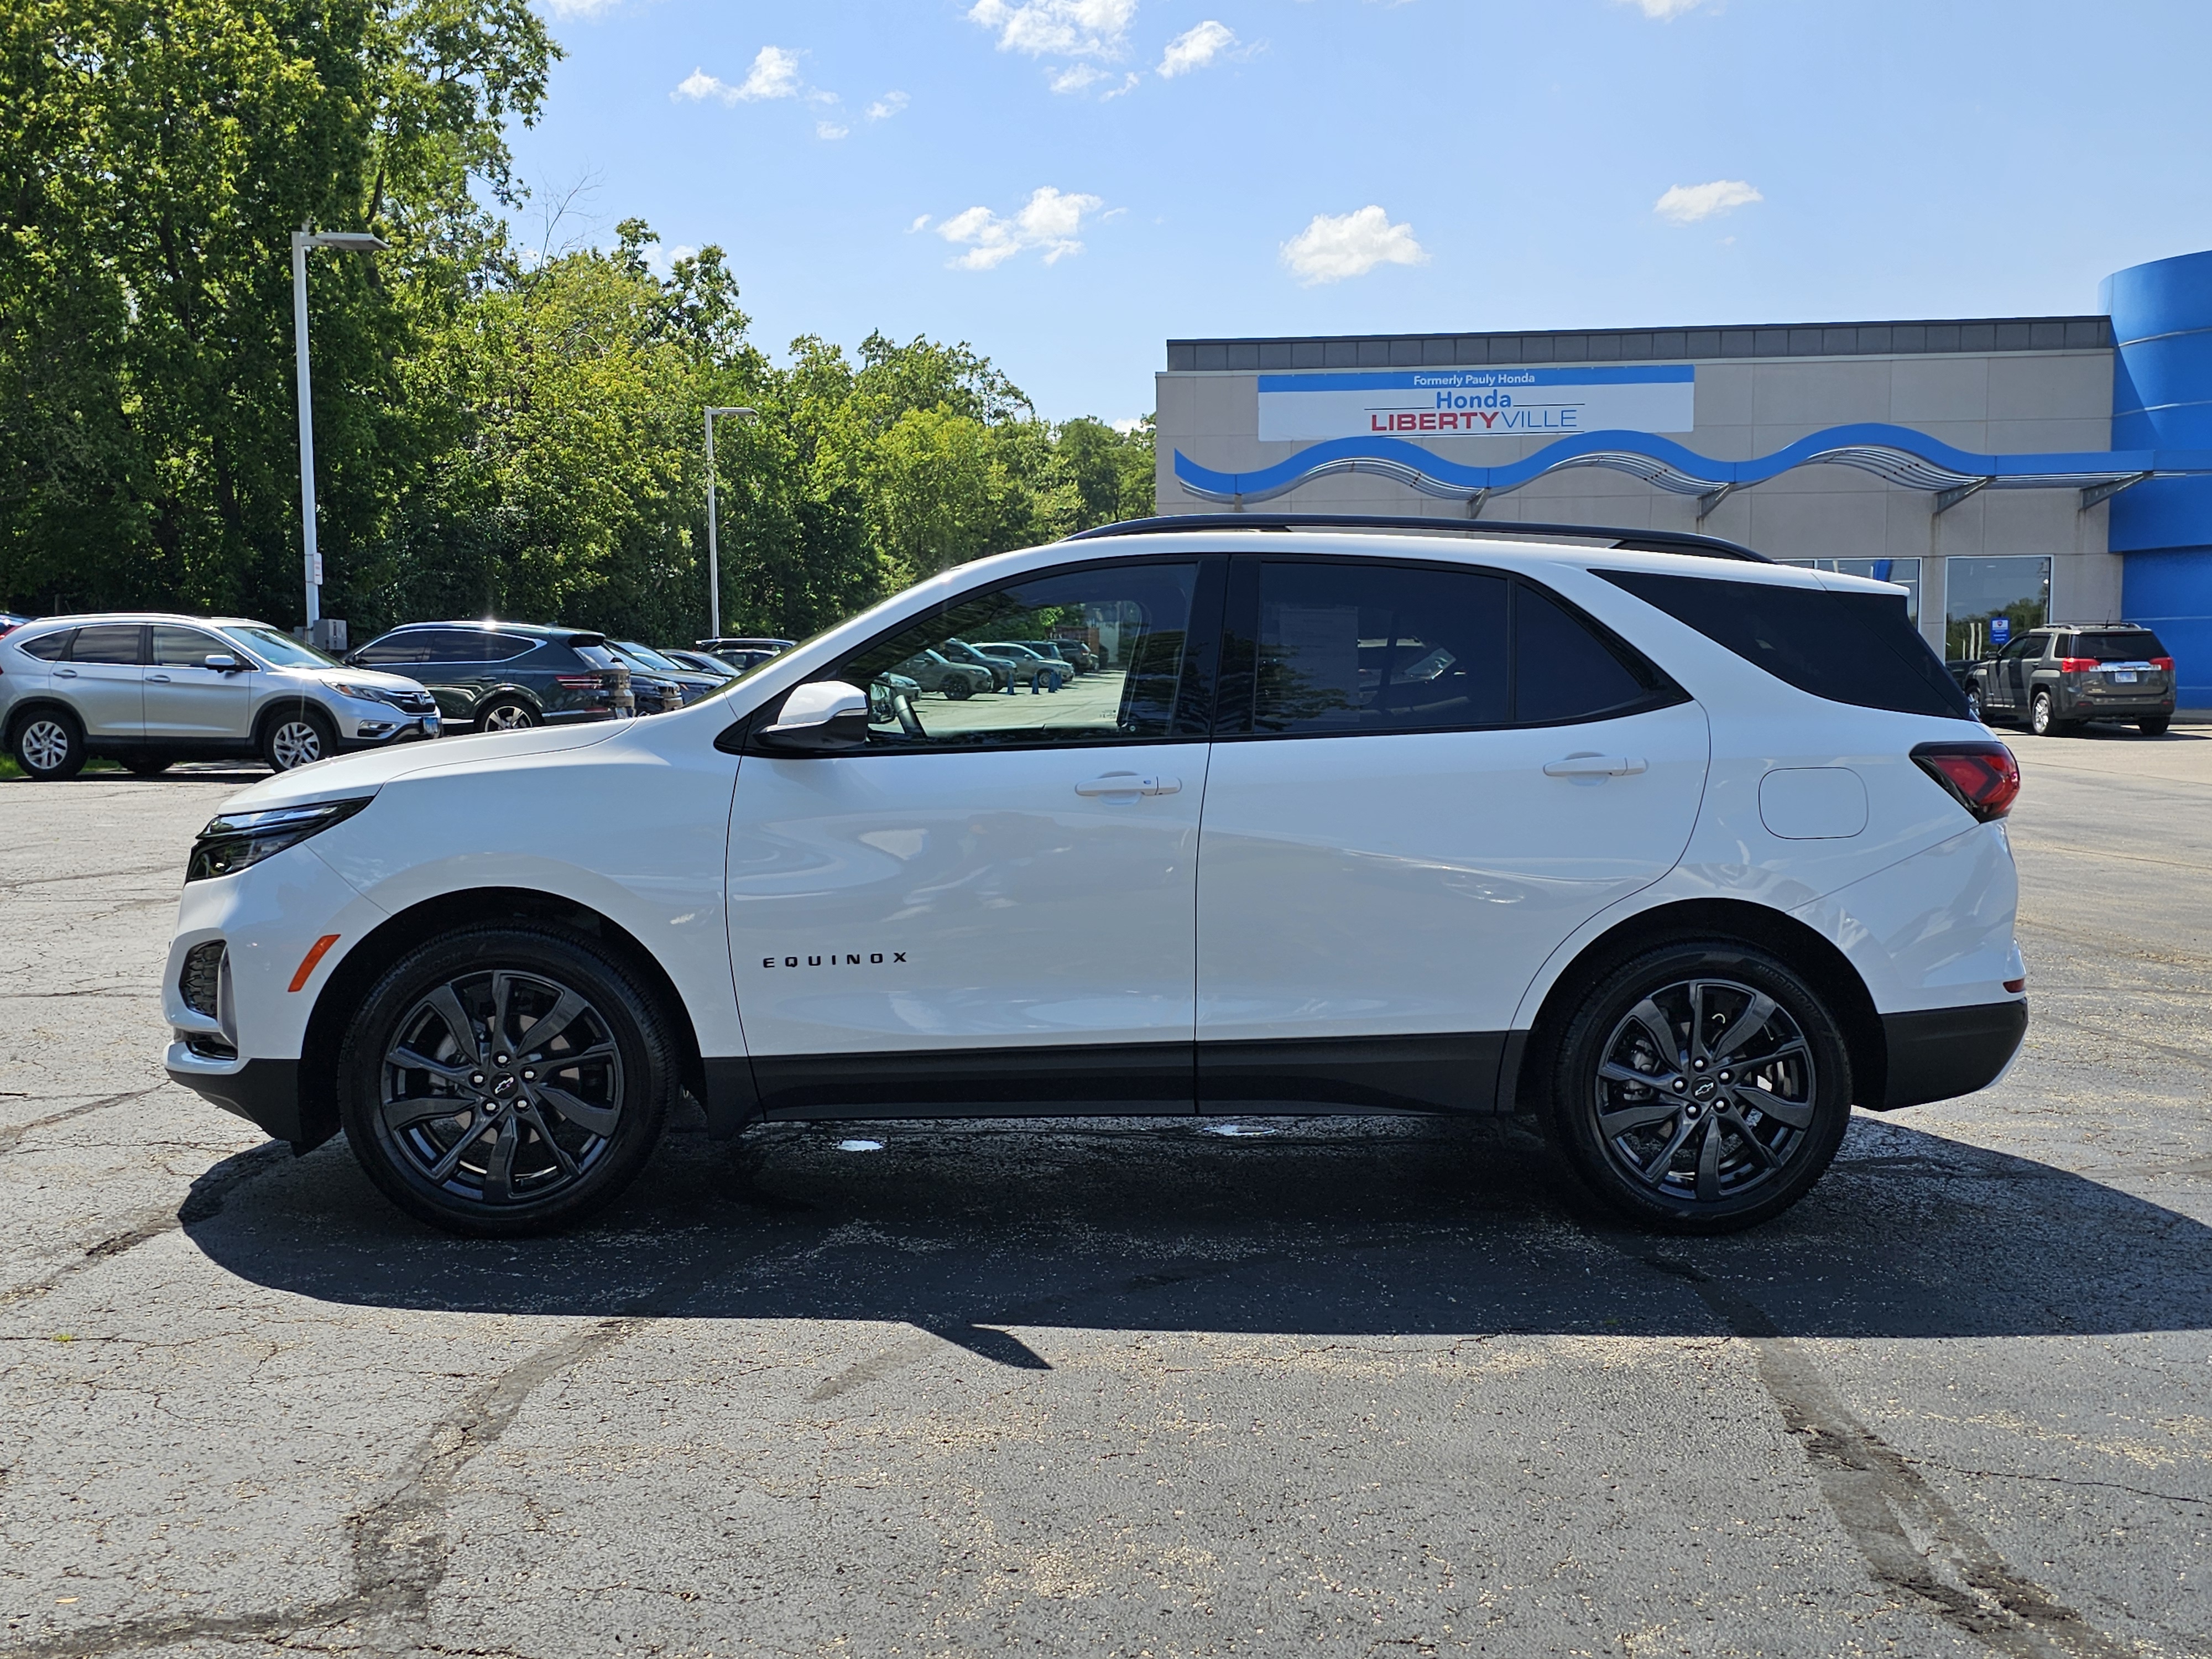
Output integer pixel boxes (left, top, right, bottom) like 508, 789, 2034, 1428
1875, 998, 2028, 1110
338, 711, 441, 750
165, 1046, 306, 1144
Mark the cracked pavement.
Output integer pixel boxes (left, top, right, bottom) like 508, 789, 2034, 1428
2, 740, 2209, 1658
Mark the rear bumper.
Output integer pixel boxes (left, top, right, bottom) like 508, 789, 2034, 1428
2054, 686, 2175, 718
1874, 999, 2028, 1110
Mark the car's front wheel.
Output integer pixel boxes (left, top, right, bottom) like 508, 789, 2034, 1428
11, 711, 86, 780
337, 925, 675, 1236
945, 678, 974, 701
1964, 682, 1985, 723
264, 710, 335, 771
1545, 942, 1853, 1233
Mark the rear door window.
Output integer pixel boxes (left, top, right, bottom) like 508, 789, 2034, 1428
354, 632, 432, 666
1599, 569, 1971, 720
67, 624, 147, 664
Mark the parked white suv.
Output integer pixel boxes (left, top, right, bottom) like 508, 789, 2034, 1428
160, 521, 2026, 1236
2, 614, 441, 778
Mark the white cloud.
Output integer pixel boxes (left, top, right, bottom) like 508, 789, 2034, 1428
817, 121, 848, 140
540, 0, 620, 16
672, 46, 816, 109
1048, 63, 1108, 92
673, 67, 731, 102
1620, 0, 1710, 15
936, 186, 1106, 270
867, 90, 909, 120
1653, 179, 1761, 223
1158, 20, 1234, 77
735, 45, 803, 100
968, 0, 1137, 59
1279, 206, 1427, 285
909, 213, 932, 232
1109, 416, 1146, 434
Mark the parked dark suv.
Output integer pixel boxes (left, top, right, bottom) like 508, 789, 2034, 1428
1964, 623, 2176, 735
348, 623, 632, 731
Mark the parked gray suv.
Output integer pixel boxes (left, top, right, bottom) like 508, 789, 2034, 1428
1963, 623, 2176, 735
1, 614, 440, 779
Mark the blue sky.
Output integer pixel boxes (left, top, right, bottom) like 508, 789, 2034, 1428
509, 0, 2212, 424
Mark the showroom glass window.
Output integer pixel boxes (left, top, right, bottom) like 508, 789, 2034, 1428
827, 561, 1206, 749
1945, 556, 2051, 662
1219, 560, 1673, 736
1782, 557, 1923, 622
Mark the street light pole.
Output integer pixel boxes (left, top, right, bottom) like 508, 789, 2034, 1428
289, 228, 388, 639
703, 405, 759, 641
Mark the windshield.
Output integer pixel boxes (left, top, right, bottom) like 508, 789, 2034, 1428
617, 641, 690, 674
221, 625, 340, 669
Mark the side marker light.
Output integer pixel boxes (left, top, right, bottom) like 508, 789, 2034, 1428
289, 934, 341, 993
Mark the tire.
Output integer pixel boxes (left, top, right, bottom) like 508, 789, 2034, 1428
1543, 941, 1853, 1234
122, 754, 174, 776
945, 678, 974, 701
11, 709, 86, 780
477, 698, 539, 734
337, 924, 675, 1237
1042, 668, 1062, 693
263, 708, 336, 772
2027, 689, 2077, 737
2140, 715, 2172, 735
1964, 683, 1985, 723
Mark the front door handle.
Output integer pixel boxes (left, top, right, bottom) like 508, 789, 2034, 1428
147, 673, 172, 682
1075, 773, 1182, 797
1543, 754, 1646, 778
55, 667, 78, 678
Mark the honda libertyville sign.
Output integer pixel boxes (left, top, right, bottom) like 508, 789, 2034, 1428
1255, 365, 1696, 442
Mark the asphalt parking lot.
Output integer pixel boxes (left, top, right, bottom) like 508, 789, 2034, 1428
3, 732, 2209, 1659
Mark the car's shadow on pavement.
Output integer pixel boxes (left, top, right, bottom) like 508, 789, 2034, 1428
182, 1111, 2212, 1355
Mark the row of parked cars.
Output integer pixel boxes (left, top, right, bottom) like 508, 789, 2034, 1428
0, 611, 799, 780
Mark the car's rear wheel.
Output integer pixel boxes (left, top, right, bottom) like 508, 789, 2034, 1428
1964, 683, 1985, 723
477, 698, 539, 733
1545, 942, 1853, 1233
338, 925, 675, 1236
2141, 714, 2172, 735
121, 754, 174, 776
2028, 689, 2077, 737
945, 679, 973, 701
12, 711, 86, 780
264, 710, 335, 771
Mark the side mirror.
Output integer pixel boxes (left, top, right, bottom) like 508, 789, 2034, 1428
754, 680, 871, 754
202, 654, 243, 672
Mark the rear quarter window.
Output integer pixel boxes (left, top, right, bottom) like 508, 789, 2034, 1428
15, 628, 72, 661
1599, 569, 1972, 720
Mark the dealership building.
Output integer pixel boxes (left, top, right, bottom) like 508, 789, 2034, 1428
1155, 248, 2212, 705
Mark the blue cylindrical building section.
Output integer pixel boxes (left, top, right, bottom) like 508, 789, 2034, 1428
2105, 250, 2212, 707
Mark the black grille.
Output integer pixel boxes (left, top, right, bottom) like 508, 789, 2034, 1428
180, 941, 225, 1018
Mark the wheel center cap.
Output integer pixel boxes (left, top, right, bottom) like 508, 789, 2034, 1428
1693, 1079, 1719, 1100
493, 1075, 518, 1095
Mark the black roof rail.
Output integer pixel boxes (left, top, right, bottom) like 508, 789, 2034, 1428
1062, 513, 1770, 564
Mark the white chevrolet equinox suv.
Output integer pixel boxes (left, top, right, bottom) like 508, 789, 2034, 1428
161, 518, 2027, 1237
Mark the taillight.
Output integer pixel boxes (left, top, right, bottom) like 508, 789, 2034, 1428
1912, 740, 2021, 822
2153, 655, 2176, 672
2055, 657, 2096, 674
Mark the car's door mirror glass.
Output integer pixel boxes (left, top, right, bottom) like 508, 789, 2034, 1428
826, 562, 1204, 750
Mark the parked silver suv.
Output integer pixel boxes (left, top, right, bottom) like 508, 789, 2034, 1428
1, 613, 441, 779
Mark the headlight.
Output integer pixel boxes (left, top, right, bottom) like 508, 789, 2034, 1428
187, 797, 373, 882
327, 681, 394, 705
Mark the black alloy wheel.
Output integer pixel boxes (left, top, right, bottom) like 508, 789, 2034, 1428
264, 709, 335, 771
477, 698, 539, 733
338, 925, 675, 1235
945, 677, 974, 701
1547, 942, 1851, 1233
11, 711, 85, 780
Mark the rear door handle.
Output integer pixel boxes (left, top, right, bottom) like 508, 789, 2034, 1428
1075, 773, 1182, 797
1543, 754, 1646, 778
55, 667, 78, 678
